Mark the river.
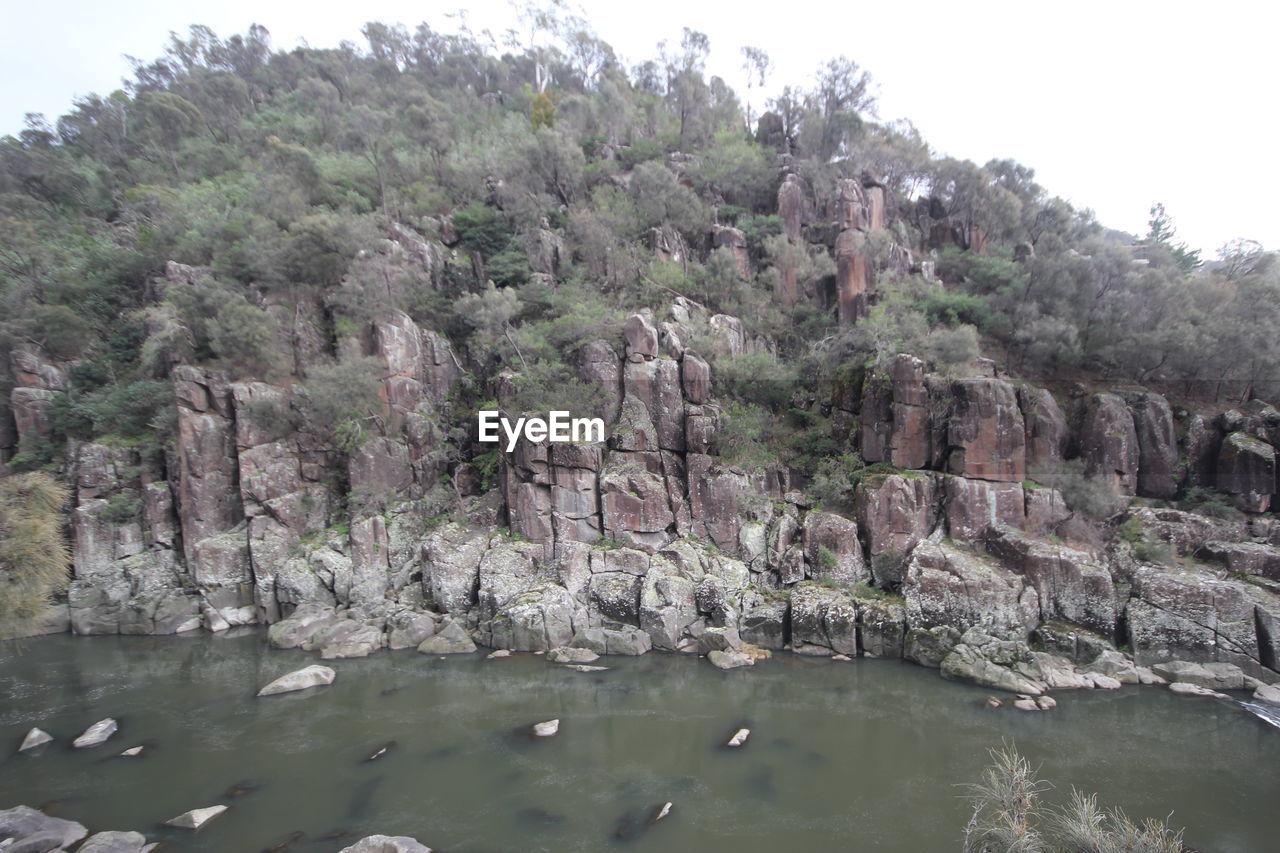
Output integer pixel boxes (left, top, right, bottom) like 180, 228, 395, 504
2, 631, 1278, 851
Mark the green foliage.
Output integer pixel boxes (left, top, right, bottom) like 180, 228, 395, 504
1029, 459, 1124, 521
1179, 487, 1243, 520
301, 355, 385, 453
453, 202, 511, 257
0, 473, 72, 631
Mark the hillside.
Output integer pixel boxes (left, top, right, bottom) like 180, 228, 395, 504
2, 13, 1280, 709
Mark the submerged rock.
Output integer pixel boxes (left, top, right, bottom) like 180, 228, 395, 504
532, 719, 560, 737
18, 727, 52, 752
651, 802, 673, 823
1168, 682, 1230, 700
339, 835, 434, 853
164, 805, 228, 830
707, 649, 754, 670
563, 664, 610, 672
486, 649, 512, 659
73, 718, 118, 748
119, 745, 145, 757
725, 728, 750, 747
257, 665, 336, 696
1152, 660, 1245, 691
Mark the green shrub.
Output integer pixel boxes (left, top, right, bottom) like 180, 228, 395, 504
1029, 459, 1123, 520
0, 473, 72, 631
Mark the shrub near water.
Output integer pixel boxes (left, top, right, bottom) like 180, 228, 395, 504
0, 472, 72, 630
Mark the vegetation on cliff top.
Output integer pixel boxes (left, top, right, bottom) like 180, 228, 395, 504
0, 5, 1276, 478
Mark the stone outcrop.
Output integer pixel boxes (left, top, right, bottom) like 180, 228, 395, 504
946, 379, 1025, 483
1080, 393, 1139, 495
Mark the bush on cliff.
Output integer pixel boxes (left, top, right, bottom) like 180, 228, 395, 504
0, 472, 71, 631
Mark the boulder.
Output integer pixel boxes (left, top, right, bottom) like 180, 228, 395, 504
943, 476, 1024, 543
339, 836, 433, 853
1127, 393, 1179, 499
1151, 660, 1246, 691
1018, 386, 1067, 470
940, 632, 1045, 695
570, 625, 652, 656
485, 584, 576, 651
789, 583, 857, 655
1217, 431, 1276, 512
547, 647, 599, 664
257, 665, 336, 696
18, 727, 52, 752
904, 625, 962, 668
855, 473, 936, 584
903, 541, 1039, 638
986, 526, 1116, 636
387, 611, 440, 650
319, 621, 385, 660
165, 805, 228, 830
1126, 564, 1263, 674
73, 718, 118, 748
416, 620, 477, 655
855, 596, 906, 658
1084, 650, 1142, 684
1253, 683, 1280, 706
1168, 682, 1229, 699
0, 805, 87, 851
725, 728, 750, 747
802, 511, 869, 584
1080, 393, 1139, 495
639, 568, 698, 651
737, 591, 788, 650
946, 379, 1025, 482
78, 831, 151, 853
268, 603, 339, 649
624, 314, 659, 361
708, 649, 754, 670
532, 719, 560, 737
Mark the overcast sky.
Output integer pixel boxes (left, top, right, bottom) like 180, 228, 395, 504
3, 0, 1276, 254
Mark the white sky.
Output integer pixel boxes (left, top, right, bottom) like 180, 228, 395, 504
3, 0, 1277, 254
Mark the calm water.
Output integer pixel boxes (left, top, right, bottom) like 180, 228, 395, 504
2, 632, 1278, 852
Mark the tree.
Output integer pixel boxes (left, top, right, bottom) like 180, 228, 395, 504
740, 46, 771, 131
1143, 202, 1201, 273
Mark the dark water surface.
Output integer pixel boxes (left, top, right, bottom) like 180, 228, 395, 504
2, 631, 1278, 852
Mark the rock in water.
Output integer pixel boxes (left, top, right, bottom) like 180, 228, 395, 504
650, 802, 673, 823
0, 805, 88, 849
338, 834, 434, 852
416, 621, 476, 655
119, 745, 144, 757
547, 646, 599, 664
73, 718, 118, 748
707, 649, 754, 670
486, 649, 511, 659
257, 665, 336, 696
165, 805, 228, 830
563, 664, 610, 672
1254, 683, 1280, 707
18, 727, 53, 752
78, 830, 151, 852
1168, 682, 1229, 699
532, 719, 560, 737
726, 728, 750, 747
365, 741, 396, 762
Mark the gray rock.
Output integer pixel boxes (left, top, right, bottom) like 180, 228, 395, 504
697, 625, 742, 655
416, 620, 477, 655
267, 602, 338, 649
164, 805, 227, 830
570, 625, 652, 656
1085, 650, 1142, 684
387, 611, 439, 650
1151, 660, 1245, 691
18, 727, 52, 752
1168, 682, 1229, 699
257, 665, 336, 696
725, 728, 749, 747
0, 805, 87, 850
78, 831, 151, 852
707, 649, 754, 670
904, 625, 962, 668
547, 647, 599, 664
1253, 683, 1280, 706
339, 835, 434, 853
531, 719, 560, 737
940, 633, 1046, 696
563, 664, 610, 672
319, 621, 385, 660
72, 718, 118, 748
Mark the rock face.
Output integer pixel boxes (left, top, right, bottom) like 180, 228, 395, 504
861, 355, 930, 469
257, 665, 336, 696
946, 379, 1025, 483
904, 541, 1039, 639
1080, 394, 1139, 495
1127, 393, 1179, 499
1217, 431, 1276, 512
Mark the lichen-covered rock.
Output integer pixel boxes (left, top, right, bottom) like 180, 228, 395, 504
339, 835, 433, 853
789, 582, 857, 655
940, 630, 1045, 695
1018, 386, 1067, 471
257, 665, 336, 696
639, 566, 698, 650
423, 525, 488, 614
624, 313, 659, 361
986, 526, 1116, 636
1217, 431, 1276, 512
860, 355, 930, 469
802, 511, 869, 584
1151, 660, 1245, 691
855, 473, 936, 584
942, 476, 1024, 543
417, 620, 477, 654
1126, 564, 1264, 675
570, 625, 652, 655
483, 584, 575, 651
0, 805, 87, 850
1080, 393, 1139, 495
946, 379, 1025, 483
1127, 392, 1179, 499
737, 589, 788, 649
903, 540, 1039, 638
904, 624, 962, 668
855, 595, 906, 658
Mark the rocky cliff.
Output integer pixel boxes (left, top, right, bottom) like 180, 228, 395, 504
7, 172, 1280, 699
